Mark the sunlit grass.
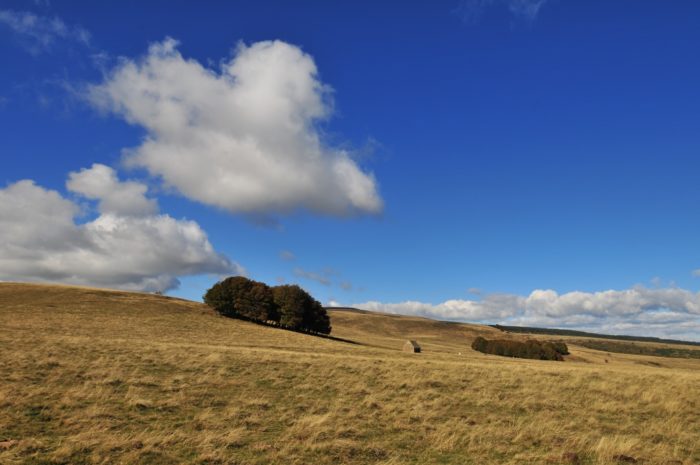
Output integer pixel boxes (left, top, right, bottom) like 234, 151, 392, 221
1, 283, 698, 464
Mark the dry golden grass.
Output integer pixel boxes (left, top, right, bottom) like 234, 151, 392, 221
0, 282, 698, 465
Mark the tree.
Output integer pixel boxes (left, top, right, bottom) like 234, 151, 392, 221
303, 298, 331, 334
470, 337, 565, 361
471, 336, 488, 353
272, 284, 332, 334
204, 276, 276, 322
204, 278, 331, 335
272, 284, 306, 328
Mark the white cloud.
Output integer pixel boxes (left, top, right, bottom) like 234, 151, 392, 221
353, 286, 700, 341
0, 174, 241, 293
88, 38, 382, 217
455, 0, 550, 23
0, 9, 90, 54
692, 269, 700, 278
357, 294, 524, 321
67, 164, 157, 216
523, 287, 700, 318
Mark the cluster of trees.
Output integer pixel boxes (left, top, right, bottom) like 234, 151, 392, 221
204, 276, 331, 334
471, 337, 569, 361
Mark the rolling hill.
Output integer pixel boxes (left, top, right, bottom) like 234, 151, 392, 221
327, 306, 505, 353
1, 283, 698, 465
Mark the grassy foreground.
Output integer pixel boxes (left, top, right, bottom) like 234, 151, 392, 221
0, 283, 698, 465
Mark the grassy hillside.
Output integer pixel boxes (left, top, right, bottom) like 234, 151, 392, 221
1, 283, 699, 465
327, 307, 505, 353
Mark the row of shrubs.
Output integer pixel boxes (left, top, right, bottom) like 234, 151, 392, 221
471, 336, 569, 361
204, 276, 331, 334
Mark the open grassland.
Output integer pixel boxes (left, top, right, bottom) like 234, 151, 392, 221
1, 283, 698, 465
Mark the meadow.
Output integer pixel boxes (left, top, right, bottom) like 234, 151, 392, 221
1, 283, 698, 465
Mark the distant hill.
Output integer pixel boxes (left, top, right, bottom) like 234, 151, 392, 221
490, 324, 700, 347
324, 306, 372, 314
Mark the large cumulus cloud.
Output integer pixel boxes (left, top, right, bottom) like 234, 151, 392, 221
0, 165, 241, 292
67, 163, 157, 216
88, 38, 382, 216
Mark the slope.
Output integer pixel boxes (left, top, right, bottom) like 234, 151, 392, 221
1, 283, 699, 465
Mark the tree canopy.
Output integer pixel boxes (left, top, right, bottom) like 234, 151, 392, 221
273, 284, 331, 334
204, 277, 331, 335
471, 337, 568, 361
203, 276, 275, 321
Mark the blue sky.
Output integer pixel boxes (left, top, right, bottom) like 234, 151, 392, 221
2, 0, 700, 340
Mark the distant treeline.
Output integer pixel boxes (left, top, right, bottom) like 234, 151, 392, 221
573, 339, 700, 359
491, 325, 700, 347
204, 277, 331, 334
471, 337, 569, 361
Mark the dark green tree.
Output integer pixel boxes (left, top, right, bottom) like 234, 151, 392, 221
471, 336, 488, 353
204, 276, 276, 322
272, 284, 332, 334
470, 337, 564, 361
303, 298, 331, 334
549, 341, 570, 355
272, 284, 306, 328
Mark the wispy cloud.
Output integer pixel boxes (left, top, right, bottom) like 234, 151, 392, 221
288, 263, 355, 290
454, 0, 551, 24
293, 267, 332, 286
0, 9, 90, 54
507, 0, 549, 20
279, 250, 296, 261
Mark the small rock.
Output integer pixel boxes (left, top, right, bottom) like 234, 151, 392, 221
0, 439, 18, 450
613, 455, 638, 463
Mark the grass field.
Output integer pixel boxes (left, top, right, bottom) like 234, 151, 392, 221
1, 283, 698, 465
